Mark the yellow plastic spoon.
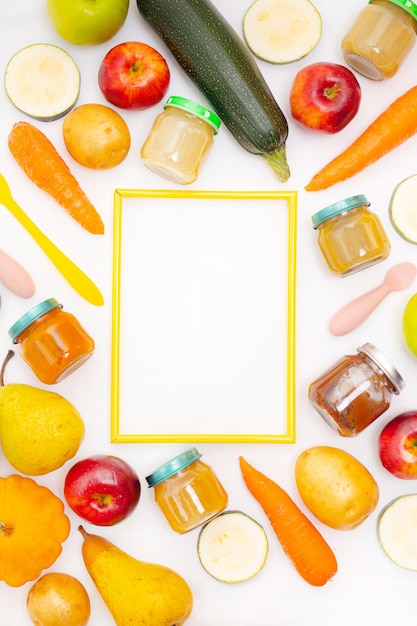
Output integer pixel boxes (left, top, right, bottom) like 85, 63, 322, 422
0, 173, 104, 306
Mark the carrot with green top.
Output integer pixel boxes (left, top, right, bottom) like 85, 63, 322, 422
239, 456, 337, 586
306, 84, 417, 192
8, 121, 104, 234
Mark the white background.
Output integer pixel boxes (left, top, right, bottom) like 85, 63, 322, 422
2, 1, 417, 624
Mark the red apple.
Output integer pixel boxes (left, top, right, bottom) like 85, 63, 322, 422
98, 41, 170, 110
64, 455, 141, 525
379, 412, 417, 479
290, 62, 361, 133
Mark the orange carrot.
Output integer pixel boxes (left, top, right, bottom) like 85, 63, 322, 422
239, 456, 337, 586
8, 121, 104, 234
306, 84, 417, 191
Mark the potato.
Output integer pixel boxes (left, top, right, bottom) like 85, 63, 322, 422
63, 103, 131, 169
295, 446, 379, 530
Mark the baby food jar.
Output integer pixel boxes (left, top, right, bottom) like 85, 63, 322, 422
140, 96, 221, 184
9, 297, 95, 384
341, 0, 417, 80
146, 448, 228, 533
312, 194, 391, 276
308, 343, 405, 436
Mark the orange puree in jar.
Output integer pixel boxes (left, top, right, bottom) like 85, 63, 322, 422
342, 0, 417, 80
146, 448, 228, 533
9, 298, 94, 384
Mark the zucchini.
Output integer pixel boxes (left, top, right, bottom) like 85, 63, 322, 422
136, 0, 290, 182
4, 44, 80, 122
197, 510, 268, 583
378, 495, 417, 570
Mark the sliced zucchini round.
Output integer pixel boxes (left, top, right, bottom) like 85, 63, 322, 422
4, 43, 80, 121
243, 0, 322, 64
197, 510, 268, 583
378, 495, 417, 570
389, 174, 417, 244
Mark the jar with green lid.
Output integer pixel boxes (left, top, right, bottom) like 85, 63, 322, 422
8, 297, 94, 384
146, 448, 228, 533
342, 0, 417, 80
312, 194, 391, 276
140, 96, 221, 184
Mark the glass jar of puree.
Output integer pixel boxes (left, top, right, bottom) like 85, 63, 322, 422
8, 298, 95, 384
146, 448, 228, 533
308, 343, 405, 436
140, 96, 221, 184
342, 0, 417, 80
312, 194, 391, 276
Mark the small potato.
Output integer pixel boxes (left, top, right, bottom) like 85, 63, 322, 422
63, 103, 131, 169
295, 445, 379, 530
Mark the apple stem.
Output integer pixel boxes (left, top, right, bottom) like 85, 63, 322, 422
0, 350, 14, 388
262, 144, 290, 183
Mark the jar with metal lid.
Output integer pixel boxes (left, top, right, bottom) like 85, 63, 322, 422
8, 297, 95, 384
146, 448, 228, 533
312, 194, 391, 276
308, 343, 405, 436
341, 0, 417, 80
140, 96, 221, 184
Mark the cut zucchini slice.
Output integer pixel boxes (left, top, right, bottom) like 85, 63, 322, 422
197, 510, 268, 583
378, 495, 417, 570
4, 43, 80, 121
243, 0, 322, 64
389, 174, 417, 244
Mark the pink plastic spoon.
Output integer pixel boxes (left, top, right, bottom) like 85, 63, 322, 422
329, 261, 417, 336
0, 249, 35, 298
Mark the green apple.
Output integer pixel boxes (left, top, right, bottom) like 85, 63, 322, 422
403, 292, 417, 357
46, 0, 129, 45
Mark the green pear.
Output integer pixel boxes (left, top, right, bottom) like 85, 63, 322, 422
78, 526, 193, 626
0, 350, 84, 475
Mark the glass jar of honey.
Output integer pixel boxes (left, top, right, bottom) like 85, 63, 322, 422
341, 0, 417, 80
140, 96, 221, 184
312, 194, 391, 276
9, 298, 95, 384
308, 343, 405, 436
146, 448, 228, 533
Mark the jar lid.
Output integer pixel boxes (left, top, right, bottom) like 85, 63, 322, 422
164, 96, 221, 133
311, 194, 370, 228
357, 343, 405, 394
146, 447, 202, 487
383, 0, 417, 21
8, 297, 62, 343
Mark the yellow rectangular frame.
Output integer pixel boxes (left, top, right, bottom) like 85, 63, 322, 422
111, 188, 297, 444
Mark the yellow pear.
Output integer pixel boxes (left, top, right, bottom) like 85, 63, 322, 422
78, 526, 193, 626
27, 572, 91, 626
0, 351, 84, 475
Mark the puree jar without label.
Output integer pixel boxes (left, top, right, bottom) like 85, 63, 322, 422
342, 0, 417, 80
140, 96, 221, 184
308, 343, 405, 436
312, 194, 391, 276
9, 298, 94, 384
146, 448, 228, 533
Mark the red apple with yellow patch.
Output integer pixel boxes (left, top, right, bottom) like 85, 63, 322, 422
98, 41, 170, 110
379, 412, 417, 479
290, 62, 361, 133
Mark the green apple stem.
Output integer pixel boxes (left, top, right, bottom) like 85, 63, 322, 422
0, 350, 15, 387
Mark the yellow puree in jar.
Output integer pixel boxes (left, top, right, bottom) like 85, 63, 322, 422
342, 0, 417, 79
153, 458, 228, 533
316, 207, 390, 275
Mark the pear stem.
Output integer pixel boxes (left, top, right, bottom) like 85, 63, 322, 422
78, 525, 89, 539
0, 350, 14, 387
